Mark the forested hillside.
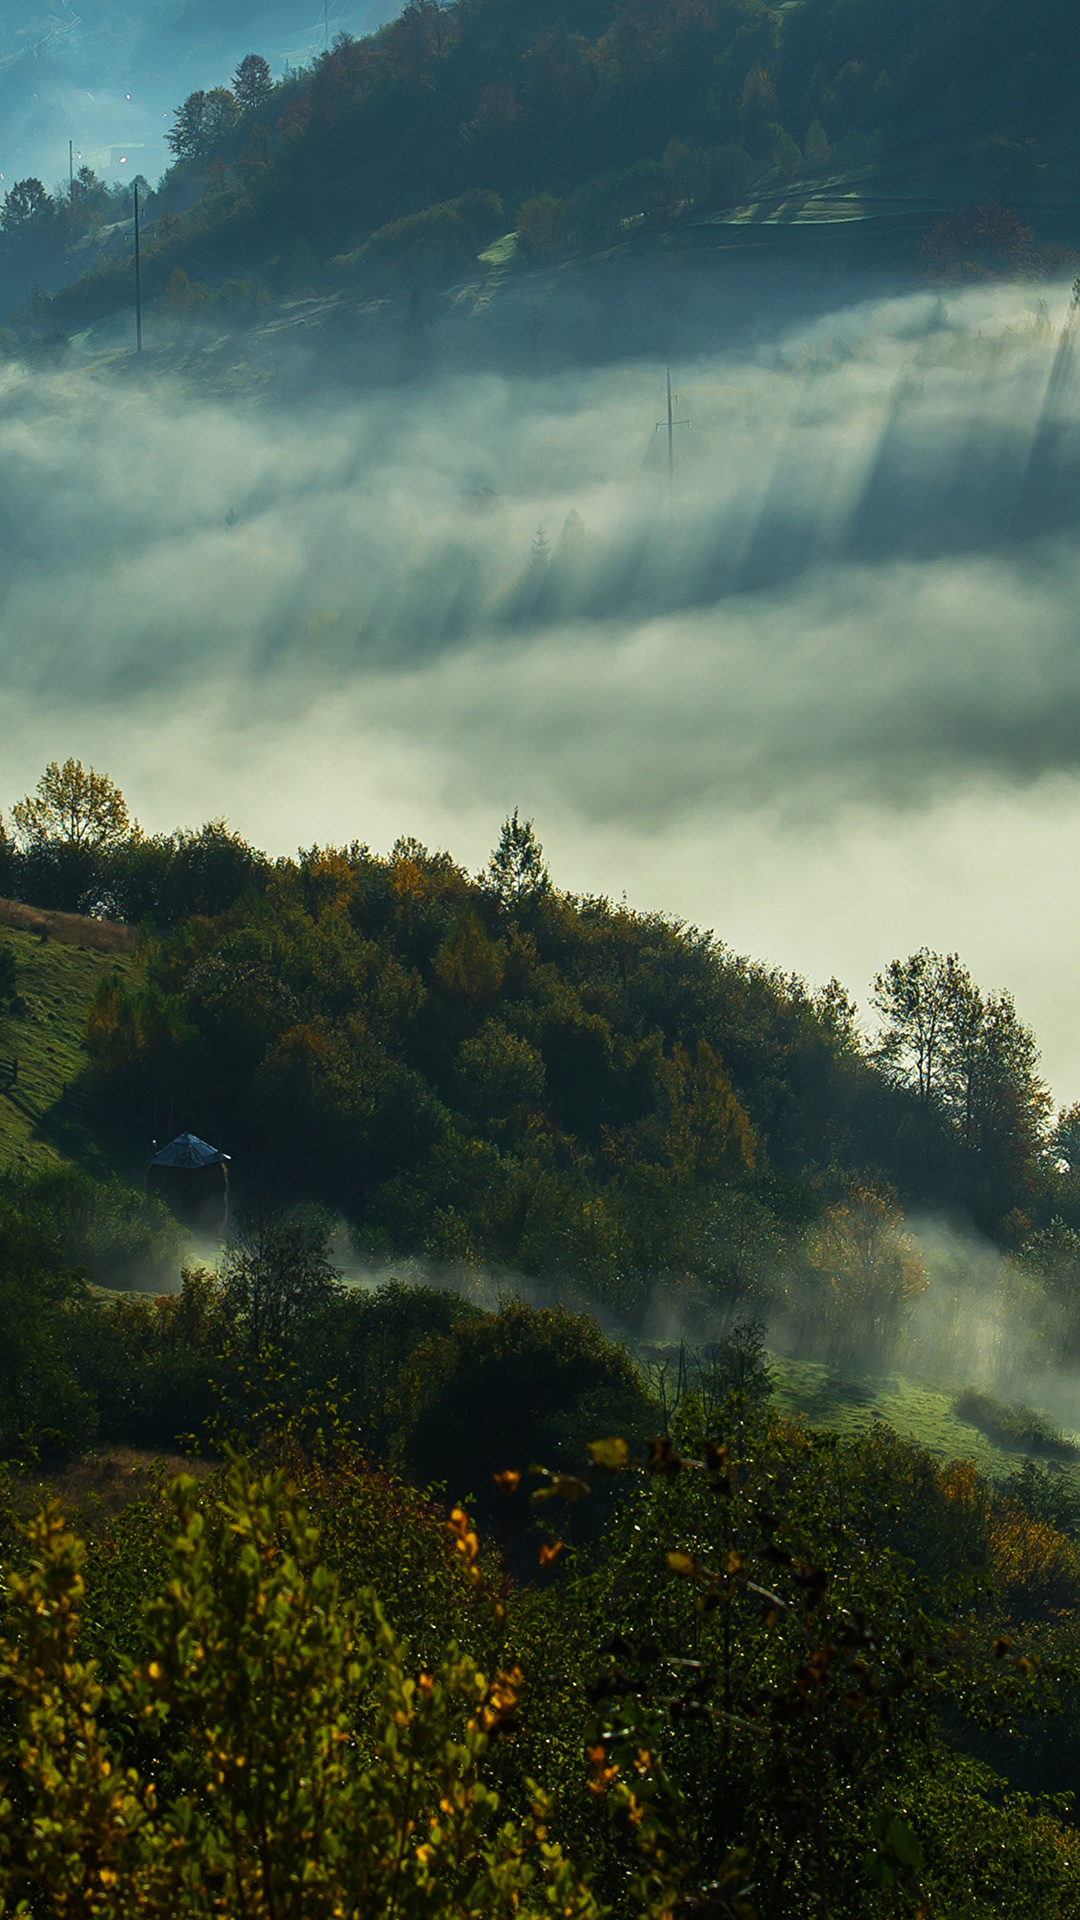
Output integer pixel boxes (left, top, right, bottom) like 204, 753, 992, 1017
5, 764, 1080, 1371
9, 761, 1080, 1914
4, 0, 1077, 329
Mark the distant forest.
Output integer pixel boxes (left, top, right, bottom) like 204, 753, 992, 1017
1, 0, 1077, 329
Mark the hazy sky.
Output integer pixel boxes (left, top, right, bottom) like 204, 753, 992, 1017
0, 0, 394, 190
3, 276, 1080, 1098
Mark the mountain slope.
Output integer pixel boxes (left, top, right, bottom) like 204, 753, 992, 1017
13, 0, 1079, 334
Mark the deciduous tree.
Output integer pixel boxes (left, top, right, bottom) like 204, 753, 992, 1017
11, 759, 133, 852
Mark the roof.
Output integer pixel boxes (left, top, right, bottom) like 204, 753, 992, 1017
148, 1132, 230, 1169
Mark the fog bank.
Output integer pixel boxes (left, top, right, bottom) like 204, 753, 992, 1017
4, 275, 1080, 1089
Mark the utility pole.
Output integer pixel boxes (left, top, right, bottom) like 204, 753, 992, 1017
133, 181, 143, 353
324, 0, 329, 50
656, 368, 690, 481
69, 139, 74, 200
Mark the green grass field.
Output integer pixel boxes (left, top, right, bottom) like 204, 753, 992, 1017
0, 925, 135, 1177
770, 1353, 1080, 1493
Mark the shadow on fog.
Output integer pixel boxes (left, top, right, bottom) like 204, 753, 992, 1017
488, 280, 1080, 622
3, 268, 1080, 821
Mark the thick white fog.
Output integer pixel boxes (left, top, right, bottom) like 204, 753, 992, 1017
3, 276, 1080, 1093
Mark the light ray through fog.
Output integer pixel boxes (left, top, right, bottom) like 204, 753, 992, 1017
3, 277, 1080, 1090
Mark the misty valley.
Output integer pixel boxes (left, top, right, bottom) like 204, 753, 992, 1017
5, 0, 1080, 1913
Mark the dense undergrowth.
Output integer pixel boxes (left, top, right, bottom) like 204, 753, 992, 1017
7, 1372, 1080, 1916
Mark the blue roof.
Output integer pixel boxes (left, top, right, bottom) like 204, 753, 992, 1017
149, 1132, 229, 1169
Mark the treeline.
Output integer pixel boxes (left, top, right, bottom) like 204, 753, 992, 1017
0, 814, 269, 932
0, 165, 153, 325
0, 1171, 648, 1479
16, 0, 1079, 332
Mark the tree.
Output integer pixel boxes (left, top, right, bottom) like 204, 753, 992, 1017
1052, 1101, 1080, 1174
1, 179, 55, 233
526, 526, 550, 576
804, 118, 831, 169
68, 166, 110, 233
233, 53, 274, 116
0, 939, 17, 1005
872, 948, 972, 1106
662, 1040, 756, 1184
516, 194, 567, 255
958, 987, 1051, 1207
432, 913, 505, 999
167, 91, 208, 162
873, 948, 1050, 1221
483, 810, 551, 903
167, 89, 237, 165
219, 1214, 340, 1355
806, 1180, 928, 1355
11, 759, 132, 852
204, 88, 240, 153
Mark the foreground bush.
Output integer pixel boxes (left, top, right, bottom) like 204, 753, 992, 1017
0, 1460, 640, 1920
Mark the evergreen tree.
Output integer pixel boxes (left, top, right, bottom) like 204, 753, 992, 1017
483, 810, 551, 903
233, 54, 274, 117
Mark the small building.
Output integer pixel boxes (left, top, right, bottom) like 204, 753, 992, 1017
147, 1132, 230, 1232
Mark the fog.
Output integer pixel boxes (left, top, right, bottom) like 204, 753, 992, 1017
0, 0, 393, 191
4, 272, 1080, 1094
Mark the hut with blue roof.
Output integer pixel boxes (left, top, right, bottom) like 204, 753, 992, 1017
147, 1132, 230, 1231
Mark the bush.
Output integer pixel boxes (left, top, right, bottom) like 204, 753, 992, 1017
334, 191, 505, 286
0, 1194, 96, 1460
955, 1388, 1080, 1459
516, 193, 569, 255
0, 1459, 612, 1920
389, 1297, 653, 1514
11, 1163, 184, 1292
0, 938, 17, 1004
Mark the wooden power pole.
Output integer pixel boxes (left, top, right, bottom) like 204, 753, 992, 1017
133, 182, 143, 354
656, 368, 690, 480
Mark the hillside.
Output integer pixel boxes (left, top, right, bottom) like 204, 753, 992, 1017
6, 0, 1078, 336
0, 916, 137, 1178
8, 806, 1080, 1915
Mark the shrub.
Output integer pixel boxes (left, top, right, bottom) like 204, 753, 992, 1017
0, 938, 17, 1004
0, 1195, 96, 1461
0, 1460, 613, 1920
389, 1297, 653, 1514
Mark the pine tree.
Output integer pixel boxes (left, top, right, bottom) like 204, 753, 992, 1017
484, 810, 551, 903
233, 55, 274, 117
